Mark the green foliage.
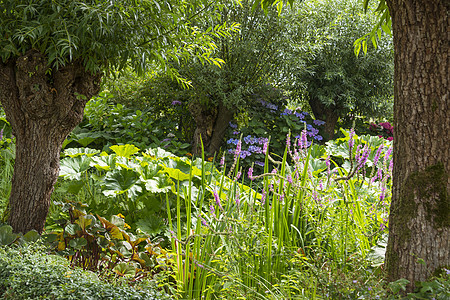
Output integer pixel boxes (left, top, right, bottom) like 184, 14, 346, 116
0, 0, 237, 77
0, 243, 170, 299
64, 91, 192, 154
286, 0, 394, 122
222, 84, 326, 174
43, 203, 174, 284
167, 133, 393, 298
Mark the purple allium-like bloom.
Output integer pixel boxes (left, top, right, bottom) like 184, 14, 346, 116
235, 171, 242, 180
171, 100, 182, 106
299, 130, 308, 149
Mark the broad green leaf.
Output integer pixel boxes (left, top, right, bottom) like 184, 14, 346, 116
21, 230, 40, 243
143, 176, 172, 194
64, 223, 81, 236
0, 225, 18, 246
91, 155, 116, 171
113, 262, 136, 277
103, 168, 140, 196
69, 237, 88, 249
64, 148, 100, 157
59, 156, 92, 180
110, 144, 140, 157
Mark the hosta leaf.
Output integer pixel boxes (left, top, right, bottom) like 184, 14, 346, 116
110, 144, 140, 157
59, 156, 92, 180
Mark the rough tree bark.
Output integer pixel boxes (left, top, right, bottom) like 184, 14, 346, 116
385, 0, 449, 292
0, 50, 101, 233
308, 98, 339, 141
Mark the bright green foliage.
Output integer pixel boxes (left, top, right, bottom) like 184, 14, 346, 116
166, 133, 393, 298
0, 0, 237, 77
0, 243, 170, 299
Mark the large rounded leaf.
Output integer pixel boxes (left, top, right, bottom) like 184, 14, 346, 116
103, 168, 141, 198
59, 156, 92, 180
110, 144, 140, 158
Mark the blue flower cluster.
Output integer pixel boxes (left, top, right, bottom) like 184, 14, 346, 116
259, 99, 278, 111
227, 135, 269, 159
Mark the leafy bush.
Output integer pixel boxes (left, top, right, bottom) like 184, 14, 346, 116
64, 91, 191, 155
0, 243, 170, 299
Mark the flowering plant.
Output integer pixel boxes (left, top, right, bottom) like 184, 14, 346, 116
369, 121, 394, 141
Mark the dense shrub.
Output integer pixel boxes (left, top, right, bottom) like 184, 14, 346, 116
0, 243, 171, 299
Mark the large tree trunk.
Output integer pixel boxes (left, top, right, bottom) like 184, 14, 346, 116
206, 103, 234, 154
308, 98, 339, 141
385, 0, 449, 292
0, 50, 101, 233
188, 101, 234, 156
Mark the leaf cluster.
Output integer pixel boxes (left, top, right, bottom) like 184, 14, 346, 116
0, 0, 237, 74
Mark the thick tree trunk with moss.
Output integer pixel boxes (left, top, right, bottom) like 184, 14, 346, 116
308, 98, 339, 141
385, 0, 449, 292
0, 50, 101, 233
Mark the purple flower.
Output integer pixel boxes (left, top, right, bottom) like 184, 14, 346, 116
233, 131, 240, 135
313, 119, 326, 126
287, 175, 293, 184
220, 155, 225, 166
261, 190, 266, 205
235, 140, 242, 156
229, 122, 238, 129
213, 190, 223, 210
209, 205, 215, 214
235, 191, 240, 206
248, 167, 254, 180
373, 144, 384, 166
262, 140, 268, 154
248, 145, 262, 154
348, 129, 355, 150
0, 129, 3, 141
171, 100, 182, 106
255, 161, 264, 167
294, 112, 305, 119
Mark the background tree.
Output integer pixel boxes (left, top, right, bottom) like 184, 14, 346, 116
260, 0, 449, 292
285, 0, 394, 140
172, 0, 290, 155
0, 0, 236, 234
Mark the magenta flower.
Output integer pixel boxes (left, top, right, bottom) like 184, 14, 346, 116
248, 167, 254, 180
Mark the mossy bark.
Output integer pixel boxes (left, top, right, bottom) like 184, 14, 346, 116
385, 0, 449, 292
0, 50, 101, 233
